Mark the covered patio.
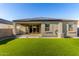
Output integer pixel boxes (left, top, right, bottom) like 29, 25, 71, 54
13, 22, 42, 35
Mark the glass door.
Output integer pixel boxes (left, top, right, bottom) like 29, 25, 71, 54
29, 25, 40, 34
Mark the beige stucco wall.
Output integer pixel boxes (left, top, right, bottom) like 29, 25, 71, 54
41, 22, 59, 37
0, 23, 13, 38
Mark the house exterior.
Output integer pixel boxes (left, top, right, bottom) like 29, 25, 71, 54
13, 17, 78, 38
0, 19, 13, 38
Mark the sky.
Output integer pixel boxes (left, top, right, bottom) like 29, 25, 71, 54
0, 3, 79, 21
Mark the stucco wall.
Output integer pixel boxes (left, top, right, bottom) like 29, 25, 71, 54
41, 21, 77, 37
41, 22, 59, 37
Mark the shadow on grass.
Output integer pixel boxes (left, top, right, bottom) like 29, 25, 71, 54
0, 38, 15, 45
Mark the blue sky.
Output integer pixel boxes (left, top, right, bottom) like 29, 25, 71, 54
0, 3, 79, 21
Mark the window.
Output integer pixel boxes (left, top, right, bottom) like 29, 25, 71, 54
68, 24, 74, 31
45, 24, 50, 31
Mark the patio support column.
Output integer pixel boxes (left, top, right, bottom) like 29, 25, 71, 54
66, 24, 69, 37
75, 24, 78, 37
13, 22, 17, 35
58, 22, 63, 38
41, 23, 45, 37
50, 24, 53, 32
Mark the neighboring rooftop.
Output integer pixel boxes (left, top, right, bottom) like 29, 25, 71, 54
0, 18, 12, 25
13, 17, 77, 22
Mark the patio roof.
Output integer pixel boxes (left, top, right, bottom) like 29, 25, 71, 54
13, 17, 77, 22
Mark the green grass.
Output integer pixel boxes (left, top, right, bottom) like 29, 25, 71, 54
0, 38, 79, 56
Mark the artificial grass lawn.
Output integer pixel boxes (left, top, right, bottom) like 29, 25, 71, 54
0, 38, 79, 56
